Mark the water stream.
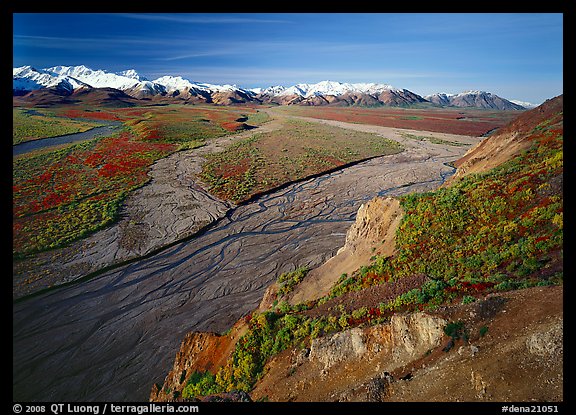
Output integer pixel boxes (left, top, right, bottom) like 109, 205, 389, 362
13, 121, 122, 156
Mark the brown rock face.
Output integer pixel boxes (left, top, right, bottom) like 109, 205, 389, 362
448, 92, 525, 110
210, 90, 257, 105
376, 89, 427, 106
265, 93, 303, 105
250, 285, 563, 402
150, 320, 248, 402
288, 196, 403, 305
340, 196, 402, 257
308, 313, 446, 372
255, 88, 427, 107
250, 312, 447, 402
337, 92, 381, 106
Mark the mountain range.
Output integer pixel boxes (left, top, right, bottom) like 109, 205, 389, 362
13, 65, 534, 110
425, 91, 528, 110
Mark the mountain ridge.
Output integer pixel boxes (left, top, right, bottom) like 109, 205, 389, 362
425, 91, 526, 110
13, 64, 532, 109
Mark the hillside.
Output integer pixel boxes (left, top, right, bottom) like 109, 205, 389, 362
150, 95, 562, 403
250, 284, 562, 402
447, 95, 563, 183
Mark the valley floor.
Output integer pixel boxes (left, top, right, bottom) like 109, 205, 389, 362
13, 110, 478, 299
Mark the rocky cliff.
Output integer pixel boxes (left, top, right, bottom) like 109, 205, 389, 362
287, 196, 403, 305
150, 319, 248, 402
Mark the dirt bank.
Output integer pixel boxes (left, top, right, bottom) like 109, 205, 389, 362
250, 285, 563, 402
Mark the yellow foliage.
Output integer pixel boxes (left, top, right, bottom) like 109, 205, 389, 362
552, 212, 563, 229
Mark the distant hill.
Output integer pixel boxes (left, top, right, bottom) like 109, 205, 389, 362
425, 90, 527, 110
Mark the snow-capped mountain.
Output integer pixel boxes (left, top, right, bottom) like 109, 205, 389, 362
249, 85, 286, 95
13, 65, 532, 109
425, 90, 526, 110
149, 75, 207, 100
153, 75, 201, 92
274, 81, 401, 98
13, 66, 90, 95
510, 99, 538, 109
13, 66, 426, 106
253, 80, 427, 106
424, 93, 455, 107
47, 65, 146, 89
46, 65, 169, 98
13, 65, 261, 103
151, 76, 245, 94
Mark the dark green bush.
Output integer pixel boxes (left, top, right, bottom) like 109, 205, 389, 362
444, 321, 467, 341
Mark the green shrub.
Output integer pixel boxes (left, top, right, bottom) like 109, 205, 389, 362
338, 312, 350, 330
462, 295, 476, 305
444, 321, 467, 341
277, 267, 310, 298
181, 371, 220, 399
351, 307, 368, 320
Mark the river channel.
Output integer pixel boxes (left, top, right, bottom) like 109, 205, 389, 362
13, 121, 122, 156
13, 120, 478, 402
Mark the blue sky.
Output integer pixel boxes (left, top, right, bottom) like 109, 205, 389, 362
13, 13, 563, 104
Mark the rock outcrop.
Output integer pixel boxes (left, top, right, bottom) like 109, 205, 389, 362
150, 319, 248, 402
251, 311, 448, 401
287, 196, 403, 305
308, 312, 446, 372
338, 196, 402, 257
250, 285, 563, 402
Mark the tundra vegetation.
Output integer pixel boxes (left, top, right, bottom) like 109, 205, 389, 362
13, 107, 102, 145
177, 108, 562, 400
12, 101, 562, 400
12, 105, 269, 257
277, 105, 520, 136
199, 119, 404, 202
328, 113, 563, 303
